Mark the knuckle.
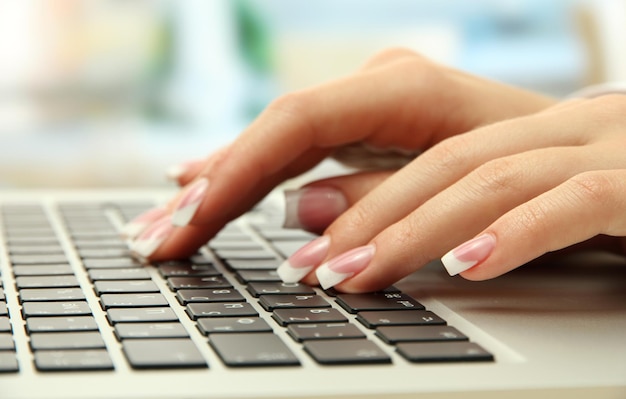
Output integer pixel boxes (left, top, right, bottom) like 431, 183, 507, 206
423, 135, 473, 176
566, 171, 615, 205
510, 202, 552, 242
584, 94, 626, 126
266, 91, 313, 120
376, 220, 433, 268
470, 157, 525, 195
564, 171, 626, 235
364, 47, 421, 67
326, 203, 375, 239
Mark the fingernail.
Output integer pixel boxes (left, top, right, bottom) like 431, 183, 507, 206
315, 245, 376, 290
166, 159, 204, 181
283, 187, 348, 232
441, 233, 496, 276
121, 207, 167, 238
277, 236, 331, 283
129, 216, 174, 258
171, 178, 209, 227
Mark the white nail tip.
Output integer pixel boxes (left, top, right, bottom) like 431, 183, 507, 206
315, 263, 354, 290
171, 204, 200, 227
276, 261, 314, 283
441, 252, 478, 276
282, 190, 303, 229
171, 179, 209, 227
120, 222, 146, 239
166, 164, 187, 180
129, 238, 163, 259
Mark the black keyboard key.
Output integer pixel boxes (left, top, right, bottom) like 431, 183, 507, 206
396, 341, 494, 363
20, 288, 85, 302
0, 317, 11, 332
324, 285, 401, 297
247, 282, 315, 297
209, 240, 262, 250
272, 308, 348, 326
0, 334, 15, 350
304, 339, 391, 365
176, 289, 244, 304
107, 307, 178, 324
34, 350, 113, 371
8, 245, 64, 255
215, 249, 277, 260
167, 276, 231, 290
336, 293, 425, 314
259, 294, 330, 311
82, 258, 141, 269
88, 268, 150, 281
78, 249, 132, 259
122, 338, 206, 369
94, 280, 159, 294
197, 317, 273, 335
26, 316, 98, 333
35, 349, 113, 371
22, 301, 92, 317
15, 275, 79, 288
225, 259, 282, 270
0, 352, 19, 373
235, 269, 281, 283
13, 265, 74, 276
73, 239, 127, 249
185, 302, 258, 320
6, 237, 59, 246
356, 310, 447, 329
209, 333, 300, 367
376, 326, 468, 344
287, 323, 366, 342
10, 254, 69, 265
115, 322, 189, 340
30, 332, 105, 350
100, 294, 168, 309
157, 262, 219, 277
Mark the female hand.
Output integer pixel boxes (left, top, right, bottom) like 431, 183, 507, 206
279, 94, 626, 293
123, 48, 560, 287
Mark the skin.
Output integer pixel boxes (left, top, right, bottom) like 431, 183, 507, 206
131, 48, 626, 292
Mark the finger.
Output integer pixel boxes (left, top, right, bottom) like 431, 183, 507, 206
284, 171, 393, 234
165, 145, 233, 186
457, 169, 626, 280
301, 108, 590, 284
132, 53, 554, 260
307, 97, 626, 291
306, 145, 590, 291
166, 56, 555, 229
165, 159, 205, 186
136, 59, 449, 259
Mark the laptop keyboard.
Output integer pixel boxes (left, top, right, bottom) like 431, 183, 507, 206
0, 199, 493, 372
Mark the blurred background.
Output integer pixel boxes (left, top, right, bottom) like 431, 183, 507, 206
1, 0, 625, 188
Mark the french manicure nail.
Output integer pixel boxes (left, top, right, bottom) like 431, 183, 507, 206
120, 207, 167, 238
129, 216, 174, 258
283, 187, 348, 232
315, 245, 376, 290
171, 178, 209, 226
166, 159, 202, 181
277, 236, 331, 283
441, 233, 496, 276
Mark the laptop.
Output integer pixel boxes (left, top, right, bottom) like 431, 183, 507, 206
1, 188, 625, 399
